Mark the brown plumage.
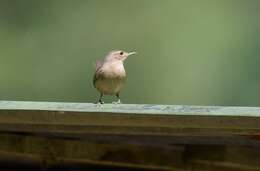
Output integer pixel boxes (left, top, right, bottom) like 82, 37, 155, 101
93, 50, 136, 104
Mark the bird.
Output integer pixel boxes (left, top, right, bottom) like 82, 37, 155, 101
93, 50, 136, 104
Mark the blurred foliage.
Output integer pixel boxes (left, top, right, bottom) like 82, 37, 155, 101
0, 0, 260, 106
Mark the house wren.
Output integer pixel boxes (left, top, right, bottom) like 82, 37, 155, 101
93, 50, 136, 104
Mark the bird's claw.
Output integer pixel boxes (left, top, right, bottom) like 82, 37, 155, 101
112, 99, 121, 104
96, 100, 104, 105
95, 101, 104, 107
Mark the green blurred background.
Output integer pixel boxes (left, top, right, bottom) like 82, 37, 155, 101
0, 0, 259, 106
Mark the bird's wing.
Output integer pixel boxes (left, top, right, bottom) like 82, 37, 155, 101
93, 68, 104, 87
93, 59, 104, 87
95, 59, 103, 71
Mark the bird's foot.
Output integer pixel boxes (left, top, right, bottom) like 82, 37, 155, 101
95, 101, 104, 107
98, 100, 104, 104
112, 99, 121, 104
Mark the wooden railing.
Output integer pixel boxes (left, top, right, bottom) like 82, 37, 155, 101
0, 101, 260, 170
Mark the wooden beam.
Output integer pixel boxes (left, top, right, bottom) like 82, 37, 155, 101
1, 100, 260, 117
0, 101, 260, 145
0, 150, 175, 171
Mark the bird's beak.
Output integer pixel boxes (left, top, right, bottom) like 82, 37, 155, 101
127, 51, 137, 56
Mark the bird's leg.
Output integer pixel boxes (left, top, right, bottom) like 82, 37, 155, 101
98, 93, 104, 104
116, 93, 121, 104
113, 93, 121, 104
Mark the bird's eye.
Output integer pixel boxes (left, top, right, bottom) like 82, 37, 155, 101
120, 51, 124, 55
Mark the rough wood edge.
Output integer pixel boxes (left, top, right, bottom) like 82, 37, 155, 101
1, 101, 260, 117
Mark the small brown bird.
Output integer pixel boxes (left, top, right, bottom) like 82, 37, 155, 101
93, 50, 136, 104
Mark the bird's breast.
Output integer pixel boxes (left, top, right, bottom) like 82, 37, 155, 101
102, 61, 126, 78
94, 61, 126, 95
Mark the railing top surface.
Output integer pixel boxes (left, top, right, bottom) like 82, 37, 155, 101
1, 101, 260, 117
0, 101, 260, 146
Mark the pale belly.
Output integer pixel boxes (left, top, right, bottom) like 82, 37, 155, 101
95, 77, 125, 95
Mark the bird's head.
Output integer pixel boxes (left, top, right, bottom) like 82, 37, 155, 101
105, 50, 136, 62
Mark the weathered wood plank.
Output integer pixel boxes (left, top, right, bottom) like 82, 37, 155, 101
0, 150, 176, 171
0, 101, 260, 145
1, 100, 260, 117
190, 159, 260, 171
0, 101, 260, 170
